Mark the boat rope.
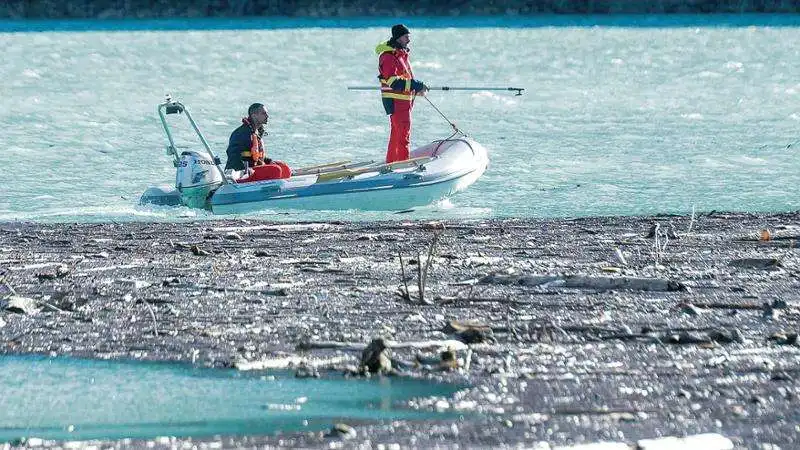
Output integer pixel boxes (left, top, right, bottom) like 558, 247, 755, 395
421, 95, 466, 137
432, 128, 461, 157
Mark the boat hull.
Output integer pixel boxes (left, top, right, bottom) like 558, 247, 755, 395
212, 165, 485, 213
142, 138, 488, 213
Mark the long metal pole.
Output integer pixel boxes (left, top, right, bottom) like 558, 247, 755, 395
347, 86, 525, 95
181, 104, 229, 184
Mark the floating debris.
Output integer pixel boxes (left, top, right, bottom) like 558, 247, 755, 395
443, 320, 496, 344
190, 245, 211, 256
3, 296, 39, 315
480, 273, 685, 292
327, 423, 357, 440
295, 364, 320, 378
637, 433, 733, 450
360, 338, 392, 374
729, 258, 782, 270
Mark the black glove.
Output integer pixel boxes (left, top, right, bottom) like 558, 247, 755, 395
265, 158, 273, 164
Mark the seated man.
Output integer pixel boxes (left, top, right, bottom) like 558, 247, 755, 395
225, 102, 291, 181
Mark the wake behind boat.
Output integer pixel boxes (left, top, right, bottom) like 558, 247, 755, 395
140, 97, 489, 213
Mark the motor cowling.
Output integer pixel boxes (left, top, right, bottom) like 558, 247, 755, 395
175, 151, 223, 209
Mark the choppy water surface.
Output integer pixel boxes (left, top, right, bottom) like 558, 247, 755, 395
2, 16, 800, 222
0, 355, 462, 442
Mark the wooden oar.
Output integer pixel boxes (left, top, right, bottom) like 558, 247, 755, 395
316, 156, 432, 183
292, 160, 378, 176
292, 160, 351, 175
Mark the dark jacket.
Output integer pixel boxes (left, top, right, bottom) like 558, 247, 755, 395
225, 121, 264, 171
225, 123, 253, 170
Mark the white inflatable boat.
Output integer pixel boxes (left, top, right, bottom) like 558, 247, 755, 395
140, 97, 489, 213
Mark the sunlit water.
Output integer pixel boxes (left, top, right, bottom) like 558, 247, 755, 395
2, 16, 800, 222
0, 355, 463, 442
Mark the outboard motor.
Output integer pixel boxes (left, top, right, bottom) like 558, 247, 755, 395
176, 151, 224, 209
138, 95, 229, 209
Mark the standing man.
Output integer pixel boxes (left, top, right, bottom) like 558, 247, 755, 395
376, 24, 428, 163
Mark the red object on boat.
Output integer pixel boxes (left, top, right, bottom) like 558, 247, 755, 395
236, 161, 291, 183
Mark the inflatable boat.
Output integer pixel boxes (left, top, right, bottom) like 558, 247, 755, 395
140, 97, 489, 213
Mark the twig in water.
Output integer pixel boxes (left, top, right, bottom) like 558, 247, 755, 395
398, 252, 410, 301
506, 315, 521, 342
650, 223, 670, 269
547, 321, 573, 343
652, 223, 661, 267
421, 230, 441, 291
419, 230, 443, 305
397, 229, 443, 305
1, 280, 60, 312
417, 251, 424, 304
1, 279, 17, 296
140, 299, 159, 338
36, 300, 65, 313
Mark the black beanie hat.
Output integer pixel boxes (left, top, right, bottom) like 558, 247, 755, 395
391, 24, 410, 39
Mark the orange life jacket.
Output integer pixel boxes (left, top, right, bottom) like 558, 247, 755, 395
249, 133, 264, 163
241, 117, 265, 165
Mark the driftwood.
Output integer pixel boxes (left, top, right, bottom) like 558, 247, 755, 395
235, 355, 354, 371
637, 433, 734, 450
173, 283, 289, 296
657, 328, 744, 345
691, 302, 763, 310
296, 339, 468, 352
437, 296, 528, 306
297, 340, 367, 351
212, 224, 333, 234
2, 296, 40, 315
442, 320, 496, 344
480, 273, 686, 292
738, 234, 800, 242
729, 258, 782, 269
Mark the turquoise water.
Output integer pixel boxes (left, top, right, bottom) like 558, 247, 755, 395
2, 16, 800, 222
0, 356, 463, 442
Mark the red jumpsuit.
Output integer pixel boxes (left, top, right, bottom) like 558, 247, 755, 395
376, 42, 426, 163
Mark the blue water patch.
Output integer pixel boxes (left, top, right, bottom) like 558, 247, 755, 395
0, 356, 464, 442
